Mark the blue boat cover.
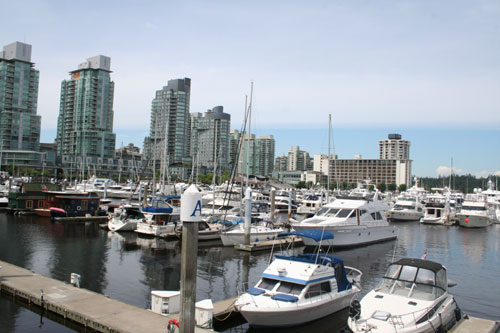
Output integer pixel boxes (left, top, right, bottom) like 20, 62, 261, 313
247, 287, 265, 296
219, 218, 244, 226
271, 294, 299, 302
278, 229, 334, 241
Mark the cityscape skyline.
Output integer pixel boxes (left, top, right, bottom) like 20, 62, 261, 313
2, 0, 499, 178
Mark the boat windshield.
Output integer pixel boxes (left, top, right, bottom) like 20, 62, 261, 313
316, 207, 340, 217
461, 206, 486, 211
394, 204, 416, 210
336, 209, 354, 218
277, 281, 305, 295
376, 264, 446, 300
258, 278, 279, 291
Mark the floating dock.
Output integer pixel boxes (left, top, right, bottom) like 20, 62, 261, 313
0, 260, 215, 332
234, 236, 303, 252
451, 315, 500, 333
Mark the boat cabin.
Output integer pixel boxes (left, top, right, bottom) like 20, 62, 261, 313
375, 258, 448, 301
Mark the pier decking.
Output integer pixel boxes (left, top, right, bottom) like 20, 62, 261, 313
0, 260, 213, 332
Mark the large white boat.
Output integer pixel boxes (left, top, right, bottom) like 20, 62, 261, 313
292, 191, 398, 247
135, 195, 181, 238
296, 194, 323, 218
236, 230, 362, 327
220, 222, 283, 247
456, 194, 494, 228
387, 196, 423, 222
348, 258, 462, 333
107, 204, 144, 232
420, 194, 453, 225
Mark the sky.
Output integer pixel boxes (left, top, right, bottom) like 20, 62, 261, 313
2, 0, 499, 177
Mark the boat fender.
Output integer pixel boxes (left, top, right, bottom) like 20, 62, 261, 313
454, 306, 462, 322
76, 206, 81, 211
167, 319, 180, 332
349, 299, 361, 320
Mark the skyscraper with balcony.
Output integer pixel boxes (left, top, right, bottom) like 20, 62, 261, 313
144, 78, 191, 166
0, 42, 41, 168
56, 55, 116, 165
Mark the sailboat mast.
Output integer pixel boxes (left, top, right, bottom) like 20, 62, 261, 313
246, 82, 253, 189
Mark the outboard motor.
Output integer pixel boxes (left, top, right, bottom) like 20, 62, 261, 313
349, 299, 361, 320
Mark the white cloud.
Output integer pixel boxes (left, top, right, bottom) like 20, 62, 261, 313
495, 171, 500, 176
436, 166, 465, 176
474, 170, 491, 178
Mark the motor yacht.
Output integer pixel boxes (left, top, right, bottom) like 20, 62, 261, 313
387, 196, 423, 222
348, 258, 462, 333
236, 230, 362, 327
220, 221, 283, 246
135, 195, 180, 238
108, 204, 144, 232
292, 190, 397, 247
456, 193, 494, 228
420, 194, 453, 225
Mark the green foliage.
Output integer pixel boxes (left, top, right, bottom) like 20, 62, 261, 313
296, 181, 307, 189
377, 182, 387, 192
398, 184, 407, 192
418, 174, 496, 194
387, 183, 397, 192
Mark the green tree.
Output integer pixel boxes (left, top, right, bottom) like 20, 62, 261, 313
398, 184, 407, 192
387, 183, 397, 192
377, 182, 387, 192
296, 181, 307, 189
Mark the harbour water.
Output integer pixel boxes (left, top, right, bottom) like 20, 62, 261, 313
1, 213, 499, 332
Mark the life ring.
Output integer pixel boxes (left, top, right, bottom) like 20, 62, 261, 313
167, 319, 180, 332
76, 206, 81, 211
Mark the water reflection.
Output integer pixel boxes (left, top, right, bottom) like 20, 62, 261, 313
1, 214, 499, 333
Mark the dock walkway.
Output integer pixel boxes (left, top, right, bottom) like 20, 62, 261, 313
0, 260, 211, 332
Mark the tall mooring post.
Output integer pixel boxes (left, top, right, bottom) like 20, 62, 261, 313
180, 185, 202, 333
269, 189, 276, 222
243, 187, 252, 245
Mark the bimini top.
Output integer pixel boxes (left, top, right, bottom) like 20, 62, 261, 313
278, 229, 334, 241
392, 258, 445, 273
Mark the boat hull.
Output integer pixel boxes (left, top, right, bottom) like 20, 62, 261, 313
457, 214, 491, 228
108, 218, 139, 232
388, 210, 422, 222
292, 225, 398, 248
240, 288, 357, 327
135, 223, 176, 238
220, 230, 282, 246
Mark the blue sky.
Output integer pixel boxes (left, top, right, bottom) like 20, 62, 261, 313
3, 0, 500, 177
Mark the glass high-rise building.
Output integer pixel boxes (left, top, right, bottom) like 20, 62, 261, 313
144, 78, 191, 166
0, 42, 41, 168
190, 106, 231, 171
56, 55, 116, 165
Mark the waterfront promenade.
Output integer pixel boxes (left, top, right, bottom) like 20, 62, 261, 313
0, 260, 212, 332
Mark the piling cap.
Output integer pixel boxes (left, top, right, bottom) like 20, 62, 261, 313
181, 185, 202, 222
245, 187, 252, 200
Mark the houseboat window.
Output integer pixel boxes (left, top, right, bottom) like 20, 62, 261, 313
399, 265, 418, 282
305, 282, 331, 299
26, 200, 33, 209
258, 278, 279, 291
277, 281, 304, 295
37, 200, 44, 208
336, 209, 353, 218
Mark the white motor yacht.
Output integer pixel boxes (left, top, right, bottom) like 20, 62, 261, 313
348, 258, 462, 333
456, 193, 493, 228
135, 195, 181, 238
220, 221, 283, 247
292, 191, 398, 247
107, 204, 144, 232
420, 194, 453, 225
236, 230, 362, 328
387, 196, 424, 222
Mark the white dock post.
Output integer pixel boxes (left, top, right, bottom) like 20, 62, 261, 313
243, 188, 252, 245
179, 185, 202, 333
270, 188, 276, 222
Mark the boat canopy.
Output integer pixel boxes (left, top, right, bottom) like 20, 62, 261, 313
278, 229, 334, 241
392, 258, 444, 273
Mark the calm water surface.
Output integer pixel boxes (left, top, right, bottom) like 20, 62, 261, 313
1, 214, 499, 332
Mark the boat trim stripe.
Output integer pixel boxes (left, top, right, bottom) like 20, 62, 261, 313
261, 273, 336, 285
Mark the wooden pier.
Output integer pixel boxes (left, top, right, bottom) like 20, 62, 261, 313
451, 315, 500, 333
0, 260, 214, 332
234, 236, 303, 252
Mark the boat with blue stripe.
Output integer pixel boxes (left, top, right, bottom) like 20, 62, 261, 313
235, 230, 362, 327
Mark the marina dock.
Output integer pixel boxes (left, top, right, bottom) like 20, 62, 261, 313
451, 316, 500, 333
0, 260, 215, 332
